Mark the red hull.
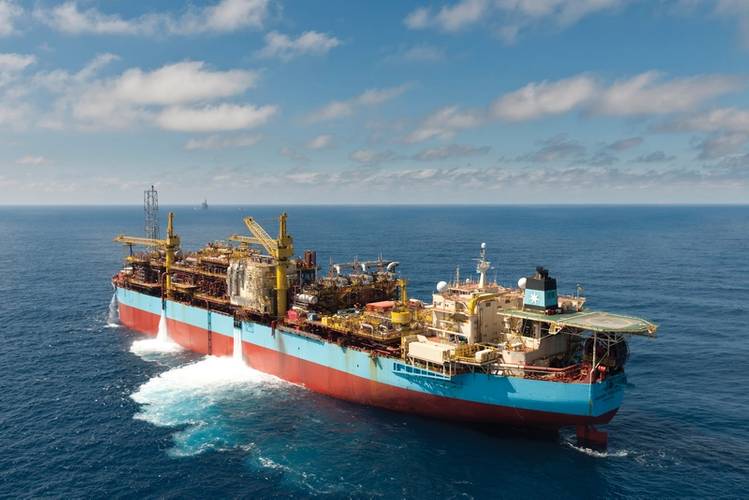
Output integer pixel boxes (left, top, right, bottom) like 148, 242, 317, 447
119, 303, 616, 428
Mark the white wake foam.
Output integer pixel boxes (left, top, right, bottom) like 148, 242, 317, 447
565, 441, 630, 458
129, 308, 183, 358
130, 337, 184, 356
130, 356, 286, 456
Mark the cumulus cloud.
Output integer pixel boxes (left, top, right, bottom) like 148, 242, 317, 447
16, 155, 48, 166
32, 59, 277, 132
305, 84, 410, 123
592, 71, 743, 116
413, 144, 490, 161
660, 107, 749, 160
0, 0, 23, 36
0, 53, 36, 87
406, 106, 484, 143
0, 53, 35, 72
34, 0, 269, 36
257, 31, 341, 60
695, 133, 748, 160
306, 134, 334, 150
405, 71, 743, 144
349, 148, 396, 165
663, 107, 749, 134
497, 0, 624, 26
491, 75, 597, 121
491, 72, 742, 122
405, 0, 490, 32
85, 61, 258, 106
712, 0, 749, 48
185, 133, 262, 150
405, 0, 624, 41
155, 103, 277, 132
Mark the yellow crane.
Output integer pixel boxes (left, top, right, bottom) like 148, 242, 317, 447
229, 213, 293, 318
114, 212, 181, 298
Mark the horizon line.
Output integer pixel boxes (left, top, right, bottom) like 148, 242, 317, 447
1, 202, 748, 208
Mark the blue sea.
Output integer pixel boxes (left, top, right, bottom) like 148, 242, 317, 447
1, 205, 747, 498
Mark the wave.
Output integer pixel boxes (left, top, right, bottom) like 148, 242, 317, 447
130, 355, 287, 457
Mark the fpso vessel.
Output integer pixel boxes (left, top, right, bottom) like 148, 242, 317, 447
113, 211, 656, 449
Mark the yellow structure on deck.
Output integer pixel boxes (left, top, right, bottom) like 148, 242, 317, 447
114, 212, 180, 298
391, 279, 411, 325
229, 213, 294, 318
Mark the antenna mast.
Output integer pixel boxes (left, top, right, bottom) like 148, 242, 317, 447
144, 185, 160, 240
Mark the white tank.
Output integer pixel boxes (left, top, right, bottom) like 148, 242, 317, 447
436, 280, 448, 292
517, 277, 527, 289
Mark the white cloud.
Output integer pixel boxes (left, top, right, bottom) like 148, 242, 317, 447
306, 134, 334, 149
68, 61, 261, 129
497, 0, 623, 26
413, 143, 490, 161
185, 133, 262, 150
357, 85, 411, 105
306, 84, 410, 123
405, 0, 490, 32
0, 101, 32, 129
696, 133, 749, 159
404, 8, 431, 29
103, 62, 257, 105
34, 0, 269, 36
490, 72, 743, 122
35, 1, 138, 35
156, 103, 277, 132
491, 75, 597, 121
592, 71, 743, 116
406, 0, 624, 40
0, 53, 35, 72
199, 0, 268, 32
0, 1, 23, 36
0, 53, 35, 87
713, 0, 749, 48
16, 155, 48, 166
257, 31, 341, 60
350, 148, 396, 165
407, 71, 742, 143
665, 107, 749, 134
406, 106, 484, 143
308, 101, 353, 121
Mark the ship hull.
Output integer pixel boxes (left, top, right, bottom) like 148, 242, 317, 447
116, 287, 623, 429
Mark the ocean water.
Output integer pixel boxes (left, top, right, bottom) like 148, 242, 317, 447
0, 205, 747, 498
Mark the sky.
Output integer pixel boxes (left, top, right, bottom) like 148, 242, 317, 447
1, 0, 749, 204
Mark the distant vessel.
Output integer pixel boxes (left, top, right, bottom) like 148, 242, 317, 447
112, 195, 656, 450
201, 199, 208, 210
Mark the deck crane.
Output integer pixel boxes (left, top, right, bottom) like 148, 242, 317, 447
114, 212, 180, 298
228, 213, 293, 318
